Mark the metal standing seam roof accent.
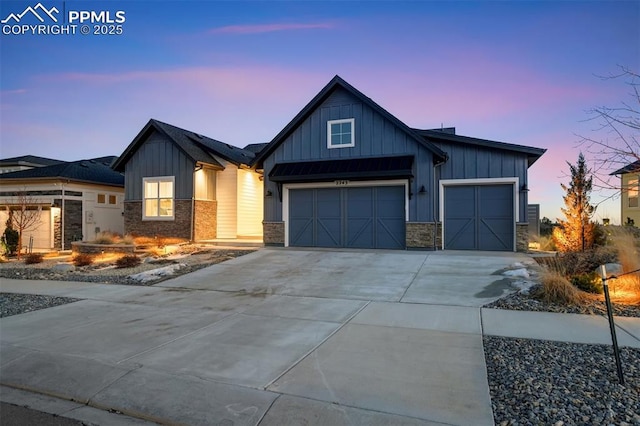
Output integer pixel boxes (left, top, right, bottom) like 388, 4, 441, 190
610, 160, 640, 175
0, 156, 124, 186
252, 75, 448, 168
269, 155, 414, 183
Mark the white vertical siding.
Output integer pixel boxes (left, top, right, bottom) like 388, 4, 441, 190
84, 188, 125, 241
236, 169, 263, 237
216, 159, 238, 238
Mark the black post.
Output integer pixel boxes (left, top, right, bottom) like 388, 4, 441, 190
600, 265, 624, 385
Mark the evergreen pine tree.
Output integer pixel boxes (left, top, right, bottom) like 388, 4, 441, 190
553, 153, 596, 252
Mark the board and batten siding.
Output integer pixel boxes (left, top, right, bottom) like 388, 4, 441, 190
237, 168, 263, 236
124, 130, 194, 201
263, 87, 435, 223
216, 158, 238, 238
433, 141, 529, 222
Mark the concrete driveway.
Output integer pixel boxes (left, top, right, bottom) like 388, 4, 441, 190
1, 248, 531, 425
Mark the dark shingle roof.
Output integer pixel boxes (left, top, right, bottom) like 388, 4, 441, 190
413, 129, 546, 167
610, 160, 640, 175
0, 156, 124, 186
243, 143, 269, 154
253, 75, 448, 168
112, 119, 256, 172
0, 155, 64, 168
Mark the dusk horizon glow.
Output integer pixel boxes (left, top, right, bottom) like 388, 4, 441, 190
1, 0, 638, 223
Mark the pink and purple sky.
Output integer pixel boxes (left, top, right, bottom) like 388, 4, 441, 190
1, 0, 638, 223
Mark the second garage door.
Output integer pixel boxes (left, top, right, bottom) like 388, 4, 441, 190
289, 186, 405, 249
444, 184, 514, 251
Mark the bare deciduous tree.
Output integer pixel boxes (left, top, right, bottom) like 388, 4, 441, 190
578, 66, 639, 191
7, 191, 43, 259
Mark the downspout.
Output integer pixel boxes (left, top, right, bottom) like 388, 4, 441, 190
61, 181, 65, 251
433, 156, 447, 250
191, 166, 197, 242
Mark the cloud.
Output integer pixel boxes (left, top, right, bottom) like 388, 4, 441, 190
209, 22, 334, 35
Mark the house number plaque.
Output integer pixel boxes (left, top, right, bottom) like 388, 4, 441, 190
335, 180, 349, 186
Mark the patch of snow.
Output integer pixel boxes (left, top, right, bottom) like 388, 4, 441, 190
511, 280, 536, 295
53, 263, 75, 273
503, 268, 530, 279
511, 262, 525, 268
128, 263, 186, 283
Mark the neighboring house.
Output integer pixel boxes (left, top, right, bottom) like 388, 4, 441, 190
112, 119, 265, 241
0, 155, 64, 174
254, 75, 546, 251
0, 156, 124, 250
611, 160, 640, 226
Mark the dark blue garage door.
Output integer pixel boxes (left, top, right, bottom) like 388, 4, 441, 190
444, 184, 514, 251
289, 186, 405, 249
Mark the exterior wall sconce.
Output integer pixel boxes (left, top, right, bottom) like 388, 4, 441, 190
520, 184, 529, 192
265, 190, 273, 197
419, 185, 426, 194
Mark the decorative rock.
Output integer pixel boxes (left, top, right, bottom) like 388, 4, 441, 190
52, 263, 75, 273
596, 263, 623, 278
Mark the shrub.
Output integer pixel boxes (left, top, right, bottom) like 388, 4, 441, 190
2, 226, 19, 256
115, 255, 141, 268
73, 253, 94, 266
93, 231, 116, 245
121, 234, 135, 245
570, 273, 603, 294
609, 229, 640, 294
558, 248, 617, 277
24, 253, 44, 265
535, 268, 584, 305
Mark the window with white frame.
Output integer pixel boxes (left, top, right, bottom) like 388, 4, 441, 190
327, 118, 355, 148
143, 176, 174, 219
629, 177, 639, 208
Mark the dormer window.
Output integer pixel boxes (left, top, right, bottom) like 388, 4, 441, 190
327, 118, 355, 149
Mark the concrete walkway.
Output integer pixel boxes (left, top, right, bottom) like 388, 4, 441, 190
1, 248, 639, 426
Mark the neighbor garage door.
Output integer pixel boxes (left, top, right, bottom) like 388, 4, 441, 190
289, 186, 405, 249
444, 184, 514, 251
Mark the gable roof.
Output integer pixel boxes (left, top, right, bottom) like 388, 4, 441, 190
610, 160, 640, 175
112, 119, 256, 172
253, 75, 448, 168
414, 129, 547, 167
0, 156, 124, 186
0, 155, 64, 168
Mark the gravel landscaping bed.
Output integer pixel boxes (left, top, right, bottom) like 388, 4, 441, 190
0, 293, 80, 318
0, 249, 255, 286
486, 284, 640, 318
485, 336, 640, 426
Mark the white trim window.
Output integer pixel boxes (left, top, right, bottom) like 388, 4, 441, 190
327, 118, 355, 149
143, 176, 175, 220
628, 177, 639, 208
